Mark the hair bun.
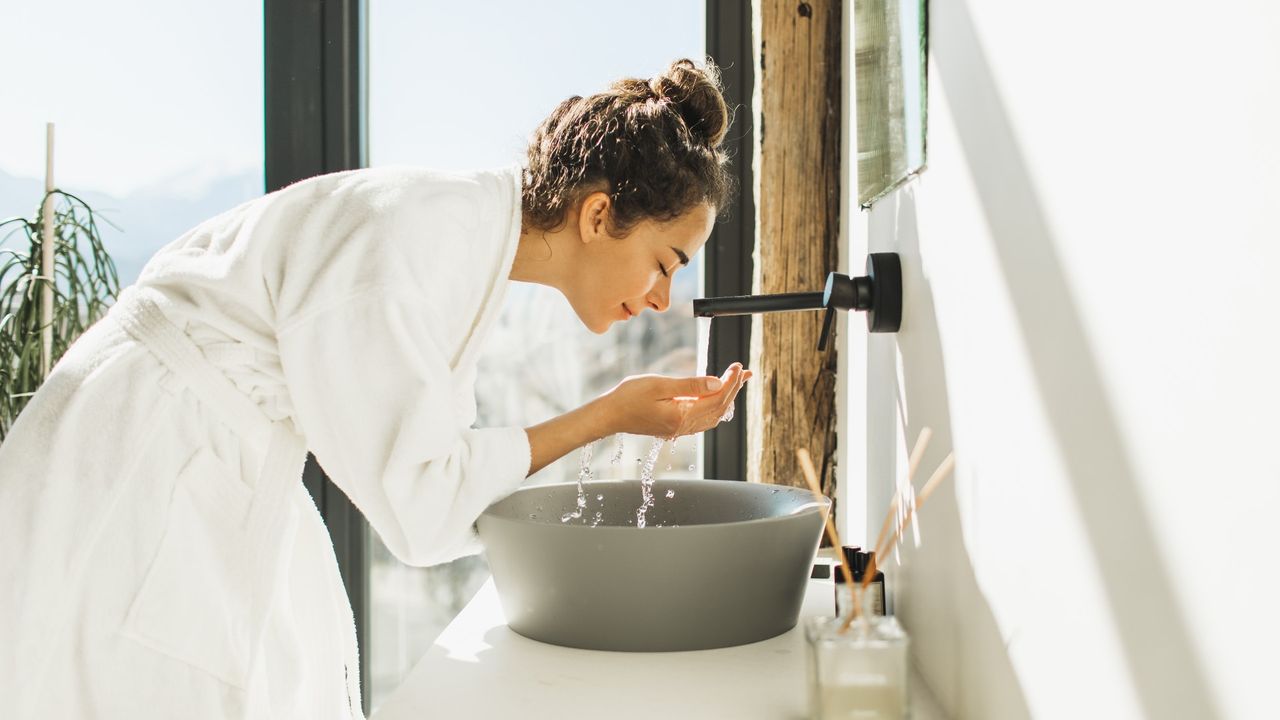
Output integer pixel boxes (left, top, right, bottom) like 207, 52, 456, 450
649, 58, 730, 149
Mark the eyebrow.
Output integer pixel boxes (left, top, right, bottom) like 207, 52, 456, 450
670, 247, 690, 266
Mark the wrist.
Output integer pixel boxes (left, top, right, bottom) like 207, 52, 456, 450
583, 393, 619, 440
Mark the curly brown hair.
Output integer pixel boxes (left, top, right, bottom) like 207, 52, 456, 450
522, 58, 736, 236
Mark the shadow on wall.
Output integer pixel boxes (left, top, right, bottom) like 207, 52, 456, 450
891, 0, 1218, 717
868, 187, 1031, 719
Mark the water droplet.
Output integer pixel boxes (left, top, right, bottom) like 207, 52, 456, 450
666, 464, 672, 471
528, 513, 538, 519
665, 489, 675, 499
771, 488, 779, 494
688, 464, 695, 471
596, 494, 603, 501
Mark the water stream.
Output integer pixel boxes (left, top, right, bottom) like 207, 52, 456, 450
635, 436, 667, 528
560, 440, 595, 523
696, 316, 713, 377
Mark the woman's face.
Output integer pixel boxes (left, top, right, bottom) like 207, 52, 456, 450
566, 196, 716, 334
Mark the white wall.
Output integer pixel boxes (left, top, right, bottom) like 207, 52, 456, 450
840, 1, 1280, 717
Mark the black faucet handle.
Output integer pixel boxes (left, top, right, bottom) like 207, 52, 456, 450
817, 305, 836, 352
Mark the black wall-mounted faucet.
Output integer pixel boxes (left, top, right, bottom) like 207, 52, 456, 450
692, 252, 903, 351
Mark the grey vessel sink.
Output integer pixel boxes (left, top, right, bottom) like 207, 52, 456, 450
477, 478, 828, 652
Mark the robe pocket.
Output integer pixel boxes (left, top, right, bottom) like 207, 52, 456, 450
121, 448, 256, 689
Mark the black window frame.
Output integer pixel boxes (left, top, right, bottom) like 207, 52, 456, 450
264, 1, 753, 711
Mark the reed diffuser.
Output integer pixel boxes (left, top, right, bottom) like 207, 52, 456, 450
797, 430, 955, 720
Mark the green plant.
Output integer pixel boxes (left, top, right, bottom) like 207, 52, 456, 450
0, 190, 119, 440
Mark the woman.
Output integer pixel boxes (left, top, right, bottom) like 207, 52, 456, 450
0, 58, 750, 717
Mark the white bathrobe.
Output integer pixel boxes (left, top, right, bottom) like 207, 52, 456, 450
0, 166, 533, 718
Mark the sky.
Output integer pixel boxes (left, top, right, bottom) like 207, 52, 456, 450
0, 0, 705, 283
1, 0, 705, 193
369, 0, 706, 169
0, 0, 264, 198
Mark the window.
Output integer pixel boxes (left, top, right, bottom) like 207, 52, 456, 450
365, 0, 705, 709
0, 0, 264, 285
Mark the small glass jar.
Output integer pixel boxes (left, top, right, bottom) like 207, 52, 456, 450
805, 589, 910, 719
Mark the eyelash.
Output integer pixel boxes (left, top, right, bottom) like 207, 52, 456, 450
658, 263, 669, 278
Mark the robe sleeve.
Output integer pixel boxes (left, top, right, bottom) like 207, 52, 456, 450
276, 286, 531, 567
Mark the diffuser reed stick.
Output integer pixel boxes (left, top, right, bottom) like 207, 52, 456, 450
872, 427, 932, 573
875, 452, 955, 568
795, 448, 861, 624
854, 453, 956, 603
841, 448, 956, 632
880, 422, 931, 563
901, 427, 933, 549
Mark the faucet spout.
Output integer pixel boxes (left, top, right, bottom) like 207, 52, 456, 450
692, 291, 825, 318
691, 252, 903, 351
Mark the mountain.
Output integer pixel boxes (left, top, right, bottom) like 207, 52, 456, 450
0, 166, 263, 285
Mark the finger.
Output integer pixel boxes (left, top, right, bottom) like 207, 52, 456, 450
717, 366, 747, 417
691, 368, 738, 422
666, 374, 724, 399
670, 363, 741, 402
718, 362, 743, 386
673, 364, 745, 432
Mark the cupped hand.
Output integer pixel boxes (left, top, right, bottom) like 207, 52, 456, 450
600, 363, 753, 439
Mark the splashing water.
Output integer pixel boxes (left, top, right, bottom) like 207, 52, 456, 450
720, 400, 736, 423
561, 440, 595, 523
635, 437, 667, 528
665, 489, 675, 499
610, 434, 625, 466
591, 494, 604, 527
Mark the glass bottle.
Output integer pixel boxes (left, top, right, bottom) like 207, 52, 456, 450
804, 587, 910, 719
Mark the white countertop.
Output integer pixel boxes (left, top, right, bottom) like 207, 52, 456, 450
373, 572, 947, 719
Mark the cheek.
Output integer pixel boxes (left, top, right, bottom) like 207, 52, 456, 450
575, 245, 657, 307
589, 267, 652, 303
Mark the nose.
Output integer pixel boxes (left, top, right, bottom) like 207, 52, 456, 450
646, 274, 672, 313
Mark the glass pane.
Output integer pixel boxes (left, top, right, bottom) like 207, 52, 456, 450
855, 0, 927, 207
0, 0, 264, 286
366, 0, 705, 709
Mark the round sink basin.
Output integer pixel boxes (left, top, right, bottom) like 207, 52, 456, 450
477, 478, 828, 652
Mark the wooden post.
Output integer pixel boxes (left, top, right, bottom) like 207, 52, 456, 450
748, 0, 842, 495
40, 123, 55, 379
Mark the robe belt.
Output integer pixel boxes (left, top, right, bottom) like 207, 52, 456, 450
106, 285, 309, 685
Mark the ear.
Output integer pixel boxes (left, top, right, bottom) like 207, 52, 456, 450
576, 191, 612, 244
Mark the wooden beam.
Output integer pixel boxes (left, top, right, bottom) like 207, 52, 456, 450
748, 0, 841, 497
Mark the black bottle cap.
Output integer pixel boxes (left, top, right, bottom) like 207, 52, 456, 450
833, 545, 861, 584
859, 550, 885, 582
834, 549, 886, 584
